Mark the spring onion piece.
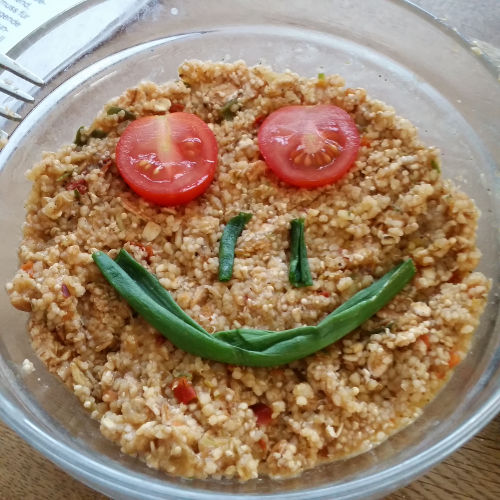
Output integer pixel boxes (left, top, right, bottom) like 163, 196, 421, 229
220, 98, 240, 121
107, 106, 136, 120
90, 129, 107, 139
218, 212, 252, 281
74, 126, 87, 146
430, 159, 441, 173
114, 249, 208, 334
56, 170, 73, 182
289, 218, 313, 287
92, 249, 416, 367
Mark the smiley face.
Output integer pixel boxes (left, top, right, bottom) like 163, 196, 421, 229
7, 60, 489, 481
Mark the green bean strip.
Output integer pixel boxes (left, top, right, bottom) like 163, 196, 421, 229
215, 259, 414, 350
218, 212, 252, 282
114, 249, 208, 334
289, 218, 313, 287
92, 250, 416, 367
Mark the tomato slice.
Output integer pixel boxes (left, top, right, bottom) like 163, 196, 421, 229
257, 105, 360, 188
116, 113, 218, 205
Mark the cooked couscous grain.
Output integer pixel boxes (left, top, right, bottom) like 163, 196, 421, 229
7, 60, 490, 480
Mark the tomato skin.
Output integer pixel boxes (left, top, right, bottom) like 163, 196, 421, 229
172, 377, 197, 404
116, 113, 218, 206
257, 105, 360, 188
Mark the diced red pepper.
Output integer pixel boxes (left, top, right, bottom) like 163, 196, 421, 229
258, 438, 267, 451
360, 136, 371, 147
129, 241, 154, 263
254, 114, 267, 128
66, 179, 88, 195
448, 351, 461, 369
448, 271, 461, 284
420, 334, 431, 349
317, 290, 330, 298
169, 103, 185, 113
155, 335, 166, 346
172, 377, 197, 404
21, 260, 34, 277
99, 157, 113, 173
250, 402, 272, 426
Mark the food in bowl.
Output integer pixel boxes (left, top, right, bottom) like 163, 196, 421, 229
5, 60, 490, 480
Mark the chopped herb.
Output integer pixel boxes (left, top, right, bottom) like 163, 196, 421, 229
289, 218, 313, 287
178, 76, 191, 88
430, 159, 441, 173
172, 370, 193, 380
90, 129, 108, 139
218, 212, 252, 281
367, 322, 395, 335
56, 170, 73, 182
220, 98, 240, 121
73, 189, 80, 201
92, 250, 416, 367
74, 126, 87, 146
107, 106, 136, 120
317, 72, 325, 80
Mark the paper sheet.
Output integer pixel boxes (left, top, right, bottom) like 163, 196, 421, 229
0, 0, 84, 53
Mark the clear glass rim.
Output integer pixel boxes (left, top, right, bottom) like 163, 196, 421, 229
0, 1, 499, 498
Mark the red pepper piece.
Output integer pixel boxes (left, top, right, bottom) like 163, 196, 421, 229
172, 377, 197, 404
250, 402, 272, 426
66, 179, 88, 195
169, 103, 185, 113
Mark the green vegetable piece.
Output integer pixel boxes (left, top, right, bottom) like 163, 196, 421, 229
56, 170, 73, 182
74, 126, 87, 146
366, 321, 395, 336
73, 189, 81, 201
114, 249, 208, 335
318, 72, 325, 80
430, 159, 441, 173
107, 106, 136, 120
289, 218, 313, 287
218, 212, 252, 281
92, 250, 416, 367
90, 129, 108, 139
220, 98, 240, 121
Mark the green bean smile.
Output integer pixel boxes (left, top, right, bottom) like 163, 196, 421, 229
92, 249, 416, 367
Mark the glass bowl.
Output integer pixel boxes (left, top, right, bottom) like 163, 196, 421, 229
0, 1, 498, 498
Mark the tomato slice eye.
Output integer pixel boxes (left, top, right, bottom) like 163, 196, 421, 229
258, 105, 360, 188
116, 113, 218, 206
